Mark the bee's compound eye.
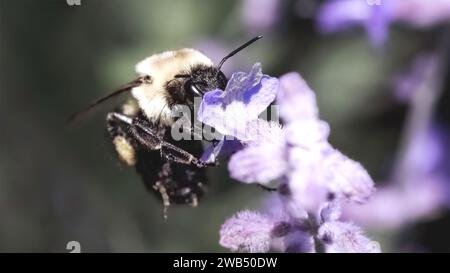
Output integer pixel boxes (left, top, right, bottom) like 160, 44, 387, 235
190, 84, 202, 97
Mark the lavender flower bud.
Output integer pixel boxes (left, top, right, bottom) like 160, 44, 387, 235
219, 210, 274, 253
323, 149, 376, 204
317, 221, 381, 253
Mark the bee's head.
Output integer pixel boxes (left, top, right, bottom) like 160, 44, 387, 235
174, 35, 263, 103
175, 65, 227, 100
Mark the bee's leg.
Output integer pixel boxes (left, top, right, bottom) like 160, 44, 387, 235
106, 112, 137, 166
154, 181, 170, 219
107, 112, 213, 168
257, 184, 278, 192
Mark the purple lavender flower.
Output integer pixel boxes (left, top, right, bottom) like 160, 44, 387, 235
317, 0, 392, 47
225, 72, 375, 210
241, 0, 281, 33
343, 178, 446, 229
221, 199, 381, 253
198, 63, 279, 163
199, 64, 380, 252
343, 126, 448, 229
198, 63, 278, 141
227, 120, 286, 184
317, 0, 450, 46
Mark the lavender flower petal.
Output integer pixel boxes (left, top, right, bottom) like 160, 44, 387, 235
228, 144, 286, 184
318, 221, 381, 253
317, 0, 372, 34
316, 0, 391, 46
200, 138, 243, 163
198, 63, 278, 140
287, 170, 330, 213
228, 120, 287, 184
322, 149, 376, 204
219, 210, 275, 253
277, 72, 319, 123
284, 120, 330, 150
317, 0, 450, 46
287, 147, 375, 212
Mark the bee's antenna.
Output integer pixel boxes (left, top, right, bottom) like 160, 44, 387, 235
216, 35, 263, 72
67, 76, 150, 125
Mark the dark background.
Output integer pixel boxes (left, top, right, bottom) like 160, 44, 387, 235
0, 0, 448, 252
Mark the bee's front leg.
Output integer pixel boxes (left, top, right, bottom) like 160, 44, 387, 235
107, 112, 214, 168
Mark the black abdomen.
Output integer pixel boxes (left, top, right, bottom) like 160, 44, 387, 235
135, 139, 207, 206
107, 108, 207, 207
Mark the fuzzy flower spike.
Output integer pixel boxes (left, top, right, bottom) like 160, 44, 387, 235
198, 64, 380, 253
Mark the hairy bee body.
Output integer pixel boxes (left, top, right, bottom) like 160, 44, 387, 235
107, 106, 207, 207
106, 49, 227, 209
71, 36, 262, 214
